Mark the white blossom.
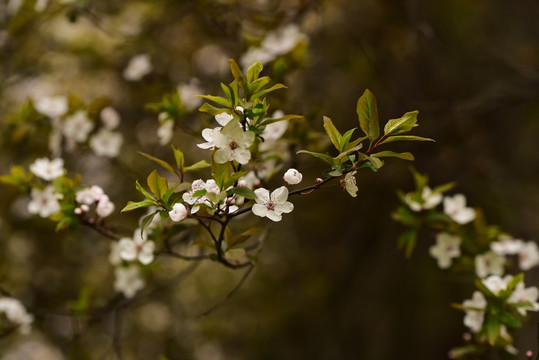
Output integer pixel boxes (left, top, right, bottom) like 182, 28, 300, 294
490, 236, 524, 255
90, 129, 123, 158
224, 248, 248, 266
518, 241, 539, 271
123, 54, 152, 81
482, 275, 512, 295
157, 120, 174, 145
33, 95, 68, 118
76, 185, 104, 205
114, 265, 145, 298
252, 186, 294, 222
100, 107, 120, 129
27, 185, 62, 218
96, 195, 115, 218
182, 179, 220, 213
508, 282, 539, 315
213, 124, 254, 164
283, 168, 303, 185
0, 297, 34, 334
475, 251, 506, 278
169, 203, 188, 222
62, 110, 94, 143
261, 110, 287, 141
29, 157, 64, 181
443, 194, 475, 224
118, 229, 155, 265
462, 291, 486, 333
343, 171, 358, 197
215, 112, 234, 126
429, 233, 461, 269
240, 47, 276, 70
238, 171, 260, 189
404, 186, 443, 212
178, 80, 203, 110
261, 24, 307, 57
197, 127, 221, 149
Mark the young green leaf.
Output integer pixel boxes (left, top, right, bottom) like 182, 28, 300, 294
140, 211, 158, 235
251, 83, 287, 101
136, 180, 155, 201
147, 170, 168, 199
322, 116, 342, 151
371, 151, 415, 161
199, 102, 226, 116
172, 146, 184, 172
247, 61, 264, 83
380, 135, 434, 145
183, 160, 211, 173
383, 111, 419, 136
139, 151, 179, 177
199, 94, 230, 107
229, 59, 247, 89
229, 186, 257, 200
356, 89, 379, 144
296, 150, 335, 165
122, 199, 157, 212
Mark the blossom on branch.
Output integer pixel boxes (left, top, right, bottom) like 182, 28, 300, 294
27, 185, 62, 218
462, 291, 486, 333
213, 124, 254, 164
29, 157, 64, 181
114, 265, 145, 298
252, 186, 294, 222
475, 251, 506, 278
443, 194, 475, 224
169, 203, 188, 222
283, 168, 302, 185
429, 233, 461, 269
404, 186, 442, 212
0, 297, 34, 334
118, 229, 155, 265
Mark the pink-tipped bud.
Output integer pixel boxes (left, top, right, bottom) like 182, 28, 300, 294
315, 178, 323, 184
283, 168, 303, 185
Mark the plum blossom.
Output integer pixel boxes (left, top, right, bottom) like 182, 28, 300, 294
100, 107, 120, 129
224, 248, 248, 266
518, 241, 539, 271
404, 186, 443, 212
197, 127, 221, 149
482, 275, 512, 295
261, 110, 287, 141
27, 185, 62, 218
508, 282, 539, 315
169, 203, 188, 222
76, 185, 105, 205
283, 168, 302, 185
114, 265, 145, 298
443, 194, 475, 224
29, 157, 64, 181
118, 229, 155, 265
429, 233, 461, 269
475, 251, 506, 278
62, 110, 94, 143
123, 54, 152, 81
178, 80, 203, 110
0, 297, 34, 334
96, 195, 115, 218
90, 129, 123, 157
213, 124, 255, 164
182, 179, 220, 213
462, 291, 486, 333
215, 112, 234, 126
490, 236, 524, 255
109, 242, 122, 266
238, 171, 260, 189
33, 95, 68, 118
252, 186, 294, 222
343, 171, 358, 197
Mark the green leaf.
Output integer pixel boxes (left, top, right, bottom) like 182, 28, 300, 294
199, 94, 230, 107
140, 211, 158, 235
229, 59, 247, 88
368, 156, 384, 169
247, 61, 264, 83
183, 160, 211, 173
322, 116, 342, 151
172, 146, 184, 172
392, 206, 420, 227
340, 128, 356, 151
296, 150, 335, 165
55, 217, 73, 232
223, 171, 246, 189
147, 170, 168, 199
122, 199, 157, 212
229, 186, 257, 200
212, 159, 229, 190
138, 151, 179, 177
498, 310, 521, 328
248, 76, 271, 94
356, 89, 379, 144
251, 83, 287, 100
227, 227, 262, 248
397, 229, 418, 258
221, 83, 233, 103
192, 189, 207, 198
432, 182, 456, 194
199, 102, 226, 116
486, 317, 500, 345
383, 110, 419, 136
136, 180, 155, 201
371, 151, 414, 161
335, 144, 363, 160
380, 135, 434, 145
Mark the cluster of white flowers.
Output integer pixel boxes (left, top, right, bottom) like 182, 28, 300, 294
240, 24, 308, 70
489, 236, 539, 271
0, 297, 34, 334
27, 157, 65, 218
32, 95, 123, 158
109, 228, 155, 298
462, 275, 539, 333
74, 185, 115, 218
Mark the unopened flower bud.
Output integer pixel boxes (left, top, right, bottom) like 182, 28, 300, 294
283, 168, 303, 185
169, 203, 188, 222
74, 207, 82, 215
80, 204, 90, 212
315, 178, 323, 184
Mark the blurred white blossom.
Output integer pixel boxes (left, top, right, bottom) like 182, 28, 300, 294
462, 291, 486, 333
114, 265, 145, 298
62, 110, 94, 143
508, 282, 539, 315
33, 95, 68, 118
443, 194, 475, 224
178, 80, 203, 110
100, 107, 120, 129
29, 157, 64, 181
518, 241, 539, 271
429, 233, 461, 269
90, 129, 123, 158
490, 236, 523, 255
0, 297, 33, 334
118, 229, 155, 265
123, 54, 152, 81
27, 185, 62, 218
475, 251, 506, 278
404, 186, 442, 212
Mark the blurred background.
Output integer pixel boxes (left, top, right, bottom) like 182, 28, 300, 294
1, 0, 539, 359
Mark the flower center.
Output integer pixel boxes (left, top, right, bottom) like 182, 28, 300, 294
229, 141, 239, 150
266, 201, 275, 211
